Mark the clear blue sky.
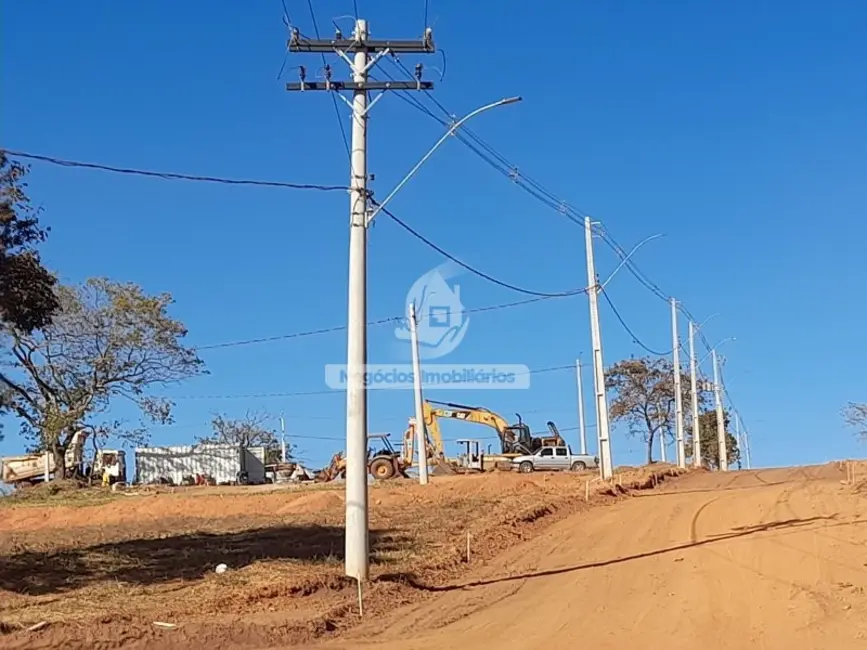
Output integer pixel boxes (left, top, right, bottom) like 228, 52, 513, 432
2, 0, 865, 469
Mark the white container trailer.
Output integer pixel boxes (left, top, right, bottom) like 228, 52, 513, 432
243, 446, 267, 484
135, 444, 248, 485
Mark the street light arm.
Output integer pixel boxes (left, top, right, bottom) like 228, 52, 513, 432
599, 233, 664, 290
700, 337, 736, 366
366, 96, 522, 225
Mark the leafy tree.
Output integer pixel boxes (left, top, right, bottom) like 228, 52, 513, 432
197, 411, 290, 465
0, 277, 206, 477
842, 402, 867, 441
0, 153, 58, 333
685, 409, 741, 470
605, 356, 704, 465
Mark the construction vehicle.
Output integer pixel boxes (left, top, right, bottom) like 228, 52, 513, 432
402, 400, 565, 472
455, 439, 485, 471
314, 433, 409, 482
0, 430, 126, 485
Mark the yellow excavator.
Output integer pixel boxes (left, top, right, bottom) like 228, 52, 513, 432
402, 400, 565, 473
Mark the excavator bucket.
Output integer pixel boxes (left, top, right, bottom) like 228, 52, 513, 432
431, 456, 458, 476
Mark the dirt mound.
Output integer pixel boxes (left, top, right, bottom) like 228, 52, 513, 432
277, 490, 345, 515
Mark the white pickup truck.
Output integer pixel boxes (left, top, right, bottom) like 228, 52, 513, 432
511, 445, 599, 473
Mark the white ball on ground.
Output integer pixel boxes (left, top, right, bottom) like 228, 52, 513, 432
215, 563, 228, 574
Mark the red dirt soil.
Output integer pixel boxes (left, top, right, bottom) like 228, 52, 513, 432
2, 462, 866, 649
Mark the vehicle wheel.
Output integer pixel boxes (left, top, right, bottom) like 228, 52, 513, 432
571, 461, 587, 472
519, 461, 534, 473
237, 471, 249, 485
370, 458, 396, 480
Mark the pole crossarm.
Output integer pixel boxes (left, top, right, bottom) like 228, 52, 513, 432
286, 80, 434, 92
288, 29, 435, 54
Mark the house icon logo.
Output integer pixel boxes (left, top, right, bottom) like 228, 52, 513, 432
395, 263, 469, 359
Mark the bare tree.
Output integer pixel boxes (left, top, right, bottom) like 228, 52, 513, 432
198, 411, 289, 464
0, 277, 206, 476
843, 402, 867, 441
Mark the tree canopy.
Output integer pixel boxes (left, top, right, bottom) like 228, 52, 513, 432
197, 411, 289, 465
0, 277, 206, 475
605, 356, 704, 465
0, 153, 58, 333
685, 409, 741, 470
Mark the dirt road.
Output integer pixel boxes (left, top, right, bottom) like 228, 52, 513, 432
322, 465, 867, 650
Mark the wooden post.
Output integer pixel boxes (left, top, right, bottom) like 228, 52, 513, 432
466, 531, 471, 564
356, 579, 364, 617
584, 479, 590, 502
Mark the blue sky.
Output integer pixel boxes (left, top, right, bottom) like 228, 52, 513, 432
2, 0, 865, 470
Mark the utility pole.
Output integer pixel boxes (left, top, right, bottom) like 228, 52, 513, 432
286, 20, 435, 582
575, 357, 588, 456
688, 321, 702, 469
743, 426, 752, 469
279, 414, 287, 463
712, 349, 728, 471
735, 412, 743, 469
671, 299, 685, 469
408, 302, 430, 485
584, 217, 613, 480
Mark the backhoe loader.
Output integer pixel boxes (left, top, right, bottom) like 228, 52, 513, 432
313, 433, 409, 482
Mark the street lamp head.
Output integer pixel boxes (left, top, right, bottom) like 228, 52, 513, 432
500, 96, 523, 106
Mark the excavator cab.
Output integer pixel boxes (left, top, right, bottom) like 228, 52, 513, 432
501, 414, 535, 454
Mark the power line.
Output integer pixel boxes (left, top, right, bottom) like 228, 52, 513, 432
599, 288, 671, 356
196, 294, 572, 352
196, 317, 397, 351
171, 362, 576, 401
2, 149, 349, 192
303, 0, 351, 157
174, 388, 339, 400
376, 202, 585, 298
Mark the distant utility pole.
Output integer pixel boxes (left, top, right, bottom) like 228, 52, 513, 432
688, 321, 702, 469
408, 302, 430, 485
712, 349, 728, 471
743, 424, 752, 469
286, 19, 435, 582
575, 357, 588, 456
671, 299, 685, 469
735, 412, 746, 469
279, 414, 287, 463
583, 217, 613, 480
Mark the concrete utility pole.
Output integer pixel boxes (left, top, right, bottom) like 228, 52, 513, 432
286, 20, 435, 582
584, 217, 613, 480
408, 302, 430, 485
735, 412, 742, 469
671, 299, 685, 469
279, 414, 287, 463
575, 358, 588, 455
743, 425, 752, 469
712, 349, 728, 471
688, 321, 702, 469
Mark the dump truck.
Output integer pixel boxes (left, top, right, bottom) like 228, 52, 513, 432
0, 430, 126, 485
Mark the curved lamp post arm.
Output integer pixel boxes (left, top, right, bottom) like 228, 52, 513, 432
599, 233, 664, 290
366, 96, 522, 225
700, 337, 736, 366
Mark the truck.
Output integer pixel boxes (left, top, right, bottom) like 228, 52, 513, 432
0, 430, 126, 485
510, 445, 599, 473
